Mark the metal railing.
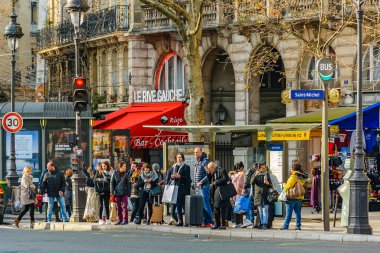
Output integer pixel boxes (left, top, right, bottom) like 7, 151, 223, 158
38, 5, 129, 50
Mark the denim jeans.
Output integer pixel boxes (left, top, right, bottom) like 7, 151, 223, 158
200, 184, 213, 225
245, 195, 254, 222
283, 199, 302, 229
257, 204, 269, 225
47, 196, 68, 222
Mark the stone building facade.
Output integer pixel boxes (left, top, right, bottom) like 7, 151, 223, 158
37, 0, 380, 171
0, 0, 39, 101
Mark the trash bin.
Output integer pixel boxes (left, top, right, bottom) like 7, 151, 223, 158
0, 181, 8, 224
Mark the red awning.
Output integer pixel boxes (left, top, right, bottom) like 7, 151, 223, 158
93, 102, 188, 149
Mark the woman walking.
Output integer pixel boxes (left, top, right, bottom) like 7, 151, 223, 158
64, 169, 73, 218
134, 163, 159, 225
281, 164, 308, 231
253, 164, 272, 230
111, 162, 130, 225
14, 166, 36, 228
94, 161, 112, 225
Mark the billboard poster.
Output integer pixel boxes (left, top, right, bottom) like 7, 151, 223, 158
47, 130, 74, 172
93, 130, 111, 168
6, 130, 40, 178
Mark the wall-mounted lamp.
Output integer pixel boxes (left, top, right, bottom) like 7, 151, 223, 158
216, 103, 227, 125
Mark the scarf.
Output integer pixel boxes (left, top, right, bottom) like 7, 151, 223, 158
140, 170, 158, 182
130, 170, 140, 183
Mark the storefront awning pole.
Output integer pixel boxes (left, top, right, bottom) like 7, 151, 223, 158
210, 131, 216, 162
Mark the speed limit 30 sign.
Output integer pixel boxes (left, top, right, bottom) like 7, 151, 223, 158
2, 112, 23, 133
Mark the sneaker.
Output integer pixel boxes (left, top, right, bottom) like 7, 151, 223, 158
219, 226, 226, 230
114, 221, 122, 225
211, 225, 220, 230
121, 221, 128, 225
232, 223, 241, 228
295, 227, 301, 231
105, 219, 112, 225
98, 219, 105, 225
262, 224, 267, 230
241, 220, 253, 228
204, 223, 213, 228
247, 224, 253, 229
280, 227, 288, 231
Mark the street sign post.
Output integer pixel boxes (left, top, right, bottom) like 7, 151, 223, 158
317, 57, 335, 232
2, 112, 23, 133
290, 90, 324, 100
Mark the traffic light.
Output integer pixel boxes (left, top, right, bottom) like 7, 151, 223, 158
73, 77, 88, 112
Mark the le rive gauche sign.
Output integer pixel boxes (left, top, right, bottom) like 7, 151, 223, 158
133, 89, 184, 103
258, 131, 310, 141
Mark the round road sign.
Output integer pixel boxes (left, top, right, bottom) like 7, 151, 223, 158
2, 112, 23, 133
317, 58, 335, 82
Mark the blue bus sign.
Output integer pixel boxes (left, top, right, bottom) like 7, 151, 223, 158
290, 90, 324, 100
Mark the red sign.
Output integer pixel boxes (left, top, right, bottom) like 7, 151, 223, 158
2, 112, 23, 133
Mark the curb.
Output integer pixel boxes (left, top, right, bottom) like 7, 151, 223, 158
31, 222, 380, 243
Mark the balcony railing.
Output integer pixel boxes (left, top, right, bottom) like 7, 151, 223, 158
38, 5, 129, 50
142, 3, 231, 31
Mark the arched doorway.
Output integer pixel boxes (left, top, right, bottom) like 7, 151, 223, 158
202, 48, 235, 126
259, 48, 286, 123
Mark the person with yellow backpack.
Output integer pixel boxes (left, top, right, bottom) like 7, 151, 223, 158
281, 164, 308, 231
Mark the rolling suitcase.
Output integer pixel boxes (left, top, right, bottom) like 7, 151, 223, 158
185, 194, 203, 226
151, 196, 163, 225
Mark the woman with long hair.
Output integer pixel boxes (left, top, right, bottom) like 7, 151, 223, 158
94, 161, 112, 225
128, 162, 141, 223
134, 163, 159, 225
14, 166, 36, 228
64, 169, 73, 218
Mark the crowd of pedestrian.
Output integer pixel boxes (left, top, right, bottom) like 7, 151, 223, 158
13, 147, 308, 231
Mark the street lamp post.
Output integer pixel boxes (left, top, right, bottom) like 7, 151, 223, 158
65, 0, 89, 222
3, 8, 23, 187
347, 1, 372, 235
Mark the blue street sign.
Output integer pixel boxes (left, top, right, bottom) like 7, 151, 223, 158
269, 143, 283, 151
290, 90, 324, 100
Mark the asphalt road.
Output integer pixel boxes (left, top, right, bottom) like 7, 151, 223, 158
0, 227, 379, 253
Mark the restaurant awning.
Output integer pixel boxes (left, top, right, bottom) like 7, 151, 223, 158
93, 102, 188, 149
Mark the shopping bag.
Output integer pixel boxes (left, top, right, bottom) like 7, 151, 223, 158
162, 185, 178, 204
83, 186, 100, 222
233, 195, 250, 214
278, 190, 287, 202
110, 202, 117, 222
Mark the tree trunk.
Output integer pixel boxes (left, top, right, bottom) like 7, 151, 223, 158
184, 27, 204, 141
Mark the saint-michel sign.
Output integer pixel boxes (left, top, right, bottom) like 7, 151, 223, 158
133, 89, 184, 103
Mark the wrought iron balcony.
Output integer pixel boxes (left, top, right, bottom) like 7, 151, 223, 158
38, 5, 129, 51
142, 3, 231, 32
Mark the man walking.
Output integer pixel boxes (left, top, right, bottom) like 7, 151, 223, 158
42, 161, 69, 223
194, 147, 213, 228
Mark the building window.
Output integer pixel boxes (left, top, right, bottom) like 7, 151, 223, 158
31, 2, 38, 24
155, 52, 187, 92
364, 42, 380, 81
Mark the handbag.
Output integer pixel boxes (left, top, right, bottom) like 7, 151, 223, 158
233, 195, 250, 214
286, 181, 306, 199
94, 178, 110, 193
162, 184, 179, 204
267, 189, 279, 203
218, 183, 237, 200
150, 185, 163, 196
28, 187, 36, 200
278, 190, 287, 202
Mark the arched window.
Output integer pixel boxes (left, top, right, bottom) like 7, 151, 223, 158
364, 42, 380, 81
155, 52, 187, 92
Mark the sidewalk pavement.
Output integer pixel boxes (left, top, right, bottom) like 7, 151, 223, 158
9, 207, 380, 243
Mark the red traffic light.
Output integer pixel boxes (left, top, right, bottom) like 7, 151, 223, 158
74, 77, 85, 87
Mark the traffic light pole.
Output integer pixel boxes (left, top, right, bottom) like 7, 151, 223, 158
70, 25, 86, 223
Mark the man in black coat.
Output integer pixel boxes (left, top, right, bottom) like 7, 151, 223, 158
42, 161, 68, 223
168, 152, 191, 226
207, 162, 230, 230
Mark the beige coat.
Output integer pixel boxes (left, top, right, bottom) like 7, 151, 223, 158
20, 173, 35, 205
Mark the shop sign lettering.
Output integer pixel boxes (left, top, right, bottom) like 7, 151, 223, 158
133, 89, 183, 103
